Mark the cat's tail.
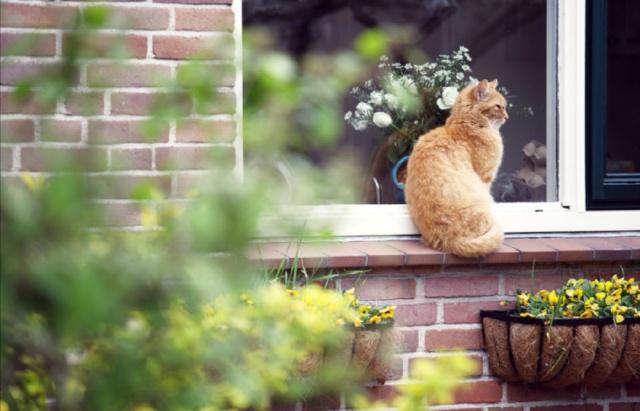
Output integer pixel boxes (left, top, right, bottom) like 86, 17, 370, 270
443, 224, 504, 258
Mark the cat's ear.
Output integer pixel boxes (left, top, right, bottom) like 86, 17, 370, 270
474, 80, 490, 101
489, 78, 499, 88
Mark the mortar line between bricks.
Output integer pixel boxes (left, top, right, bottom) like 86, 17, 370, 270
395, 324, 482, 331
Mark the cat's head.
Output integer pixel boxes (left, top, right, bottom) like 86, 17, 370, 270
453, 79, 509, 129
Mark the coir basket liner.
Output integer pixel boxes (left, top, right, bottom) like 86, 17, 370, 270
480, 310, 640, 388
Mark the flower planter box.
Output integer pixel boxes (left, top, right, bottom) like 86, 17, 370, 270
481, 310, 640, 387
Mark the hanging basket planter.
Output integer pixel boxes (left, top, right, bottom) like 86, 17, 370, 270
350, 322, 399, 383
481, 310, 640, 388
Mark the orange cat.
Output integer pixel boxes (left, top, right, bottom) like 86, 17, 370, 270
405, 79, 508, 257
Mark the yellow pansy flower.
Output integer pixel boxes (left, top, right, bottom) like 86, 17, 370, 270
368, 315, 382, 324
596, 292, 606, 300
548, 290, 558, 305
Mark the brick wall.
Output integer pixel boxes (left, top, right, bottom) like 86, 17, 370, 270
345, 262, 640, 411
3, 2, 640, 411
0, 0, 239, 227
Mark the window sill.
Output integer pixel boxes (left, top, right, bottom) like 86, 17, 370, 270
247, 236, 640, 269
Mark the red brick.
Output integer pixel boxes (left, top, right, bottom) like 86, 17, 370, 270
504, 238, 558, 262
0, 61, 60, 85
541, 238, 595, 262
174, 172, 212, 197
626, 382, 640, 396
95, 202, 141, 227
532, 406, 603, 411
342, 278, 416, 300
506, 383, 581, 402
1, 90, 57, 114
176, 62, 235, 87
63, 91, 104, 116
384, 240, 444, 265
0, 32, 57, 57
87, 63, 171, 87
410, 354, 483, 378
451, 380, 501, 404
398, 329, 419, 353
1, 119, 34, 143
155, 146, 233, 170
584, 384, 623, 399
41, 119, 82, 142
153, 34, 234, 60
610, 403, 640, 411
1, 148, 13, 171
0, 3, 77, 29
110, 92, 191, 116
445, 243, 521, 265
580, 237, 632, 260
504, 273, 569, 295
88, 120, 169, 144
394, 303, 437, 326
424, 275, 499, 297
348, 241, 406, 267
21, 147, 107, 172
175, 7, 234, 31
176, 118, 235, 143
194, 90, 236, 114
102, 7, 169, 30
110, 148, 152, 171
63, 33, 147, 59
89, 175, 171, 199
443, 300, 504, 324
425, 328, 483, 351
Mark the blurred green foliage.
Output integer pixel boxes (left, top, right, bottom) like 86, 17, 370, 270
1, 6, 473, 411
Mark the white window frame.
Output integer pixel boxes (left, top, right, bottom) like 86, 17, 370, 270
236, 0, 640, 237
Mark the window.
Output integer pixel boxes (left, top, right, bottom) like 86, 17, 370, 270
240, 0, 640, 236
586, 0, 640, 210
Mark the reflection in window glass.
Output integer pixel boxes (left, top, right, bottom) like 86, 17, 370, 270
606, 0, 640, 175
244, 0, 556, 204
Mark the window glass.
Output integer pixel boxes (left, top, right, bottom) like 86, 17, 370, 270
244, 0, 556, 204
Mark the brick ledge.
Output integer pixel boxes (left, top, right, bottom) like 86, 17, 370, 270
247, 236, 640, 269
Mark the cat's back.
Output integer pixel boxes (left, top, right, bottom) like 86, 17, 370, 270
408, 125, 464, 173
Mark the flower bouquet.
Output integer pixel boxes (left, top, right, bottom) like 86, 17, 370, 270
345, 46, 479, 201
481, 275, 640, 387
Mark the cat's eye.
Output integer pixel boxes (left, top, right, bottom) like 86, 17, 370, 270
495, 104, 503, 110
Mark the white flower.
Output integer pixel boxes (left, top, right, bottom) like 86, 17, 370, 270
456, 73, 464, 81
459, 46, 469, 52
344, 111, 353, 121
372, 112, 392, 128
369, 91, 384, 106
356, 102, 373, 117
454, 54, 463, 60
384, 94, 399, 109
462, 64, 470, 72
353, 119, 368, 131
436, 86, 459, 110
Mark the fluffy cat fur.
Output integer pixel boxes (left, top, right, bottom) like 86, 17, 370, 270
405, 79, 509, 257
